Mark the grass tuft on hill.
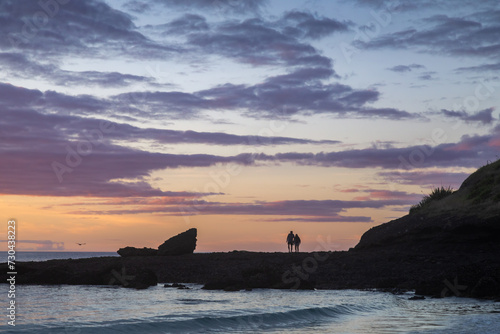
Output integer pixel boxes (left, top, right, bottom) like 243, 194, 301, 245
409, 186, 454, 215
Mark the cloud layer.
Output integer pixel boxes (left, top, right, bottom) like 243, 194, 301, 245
355, 10, 500, 59
67, 197, 420, 223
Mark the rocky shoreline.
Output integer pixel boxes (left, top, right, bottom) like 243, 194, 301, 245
3, 242, 499, 299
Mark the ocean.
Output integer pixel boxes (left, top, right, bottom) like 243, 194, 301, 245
2, 253, 499, 333
2, 251, 119, 262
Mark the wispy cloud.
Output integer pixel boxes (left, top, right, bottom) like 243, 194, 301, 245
377, 170, 470, 188
136, 0, 268, 14
440, 107, 496, 124
0, 239, 65, 250
67, 198, 415, 222
355, 12, 500, 59
2, 0, 177, 58
387, 64, 425, 72
455, 62, 500, 72
0, 52, 158, 88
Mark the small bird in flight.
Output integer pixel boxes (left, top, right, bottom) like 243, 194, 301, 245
76, 243, 86, 246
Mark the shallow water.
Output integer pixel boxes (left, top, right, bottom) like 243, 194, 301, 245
1, 284, 498, 333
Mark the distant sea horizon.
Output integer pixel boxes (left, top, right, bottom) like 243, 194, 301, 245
2, 250, 223, 262
2, 251, 119, 262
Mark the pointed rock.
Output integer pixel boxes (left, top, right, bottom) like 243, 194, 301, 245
158, 228, 197, 256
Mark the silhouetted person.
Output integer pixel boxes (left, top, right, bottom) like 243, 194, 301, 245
286, 231, 294, 253
294, 234, 301, 252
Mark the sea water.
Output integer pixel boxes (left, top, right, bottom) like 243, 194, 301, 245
2, 253, 499, 333
1, 252, 119, 262
1, 284, 499, 333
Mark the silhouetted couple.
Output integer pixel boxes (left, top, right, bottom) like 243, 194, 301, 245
286, 231, 301, 253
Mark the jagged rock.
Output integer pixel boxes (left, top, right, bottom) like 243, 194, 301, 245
158, 228, 197, 256
117, 246, 158, 257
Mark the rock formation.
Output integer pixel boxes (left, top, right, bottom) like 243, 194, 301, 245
353, 159, 500, 299
158, 228, 197, 256
117, 247, 158, 257
117, 228, 197, 257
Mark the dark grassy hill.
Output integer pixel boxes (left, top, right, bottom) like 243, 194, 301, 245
355, 159, 500, 250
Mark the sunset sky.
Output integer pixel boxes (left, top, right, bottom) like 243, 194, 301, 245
1, 0, 499, 252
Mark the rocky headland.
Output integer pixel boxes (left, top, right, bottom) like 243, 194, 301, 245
3, 160, 500, 298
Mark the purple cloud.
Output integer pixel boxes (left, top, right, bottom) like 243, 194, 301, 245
187, 18, 330, 67
145, 0, 267, 14
196, 74, 412, 119
263, 216, 373, 223
377, 170, 470, 188
243, 130, 500, 170
162, 14, 209, 34
1, 99, 339, 149
0, 101, 339, 197
67, 199, 413, 222
355, 12, 500, 59
281, 10, 349, 39
2, 0, 176, 58
455, 62, 500, 72
441, 108, 495, 124
387, 64, 425, 72
2, 114, 497, 198
0, 52, 156, 88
